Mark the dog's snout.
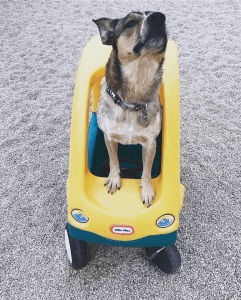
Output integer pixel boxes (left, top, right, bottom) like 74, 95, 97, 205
147, 12, 166, 24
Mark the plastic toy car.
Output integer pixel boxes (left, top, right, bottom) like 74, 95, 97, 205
65, 35, 185, 274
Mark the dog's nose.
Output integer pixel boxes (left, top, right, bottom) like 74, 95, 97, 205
147, 12, 166, 24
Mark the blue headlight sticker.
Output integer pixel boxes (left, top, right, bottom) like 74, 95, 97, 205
72, 209, 89, 223
156, 214, 175, 228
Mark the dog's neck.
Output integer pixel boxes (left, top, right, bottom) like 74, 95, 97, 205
106, 49, 164, 104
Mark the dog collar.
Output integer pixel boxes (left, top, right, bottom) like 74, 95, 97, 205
106, 86, 151, 112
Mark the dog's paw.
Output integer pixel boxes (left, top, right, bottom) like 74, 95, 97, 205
104, 173, 121, 194
141, 182, 155, 207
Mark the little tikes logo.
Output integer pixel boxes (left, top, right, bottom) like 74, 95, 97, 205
110, 225, 134, 235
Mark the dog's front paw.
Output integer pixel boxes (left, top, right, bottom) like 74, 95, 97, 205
141, 181, 155, 207
104, 173, 121, 194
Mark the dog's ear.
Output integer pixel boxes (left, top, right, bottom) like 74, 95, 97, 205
92, 18, 119, 45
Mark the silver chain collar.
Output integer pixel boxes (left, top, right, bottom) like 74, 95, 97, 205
106, 86, 151, 112
106, 86, 151, 126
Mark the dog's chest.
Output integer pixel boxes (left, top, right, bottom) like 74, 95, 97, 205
102, 109, 140, 145
97, 94, 162, 146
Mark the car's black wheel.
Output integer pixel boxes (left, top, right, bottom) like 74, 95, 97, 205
65, 223, 89, 269
146, 244, 181, 274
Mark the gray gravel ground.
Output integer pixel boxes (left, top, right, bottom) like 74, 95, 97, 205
1, 0, 240, 299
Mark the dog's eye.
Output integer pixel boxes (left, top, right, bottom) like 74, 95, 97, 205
125, 20, 136, 28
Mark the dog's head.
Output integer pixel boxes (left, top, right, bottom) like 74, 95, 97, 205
93, 11, 167, 61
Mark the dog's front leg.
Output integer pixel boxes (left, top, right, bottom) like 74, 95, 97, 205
104, 134, 121, 194
141, 140, 156, 207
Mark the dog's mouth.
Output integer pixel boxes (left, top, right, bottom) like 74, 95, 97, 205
146, 32, 167, 48
133, 33, 167, 55
148, 32, 164, 40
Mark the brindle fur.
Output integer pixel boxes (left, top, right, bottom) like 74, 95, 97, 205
93, 11, 167, 207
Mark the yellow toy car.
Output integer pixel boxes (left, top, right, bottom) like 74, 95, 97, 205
65, 35, 185, 274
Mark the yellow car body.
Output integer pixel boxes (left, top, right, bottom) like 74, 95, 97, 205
67, 35, 185, 247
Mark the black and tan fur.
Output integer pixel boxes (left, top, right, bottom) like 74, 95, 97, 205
93, 11, 167, 207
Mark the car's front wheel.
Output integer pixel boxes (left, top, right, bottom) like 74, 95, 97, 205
65, 223, 89, 269
146, 244, 181, 274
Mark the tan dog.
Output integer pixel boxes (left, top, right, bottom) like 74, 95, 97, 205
93, 11, 167, 207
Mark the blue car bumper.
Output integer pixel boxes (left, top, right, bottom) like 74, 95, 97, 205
68, 223, 177, 248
